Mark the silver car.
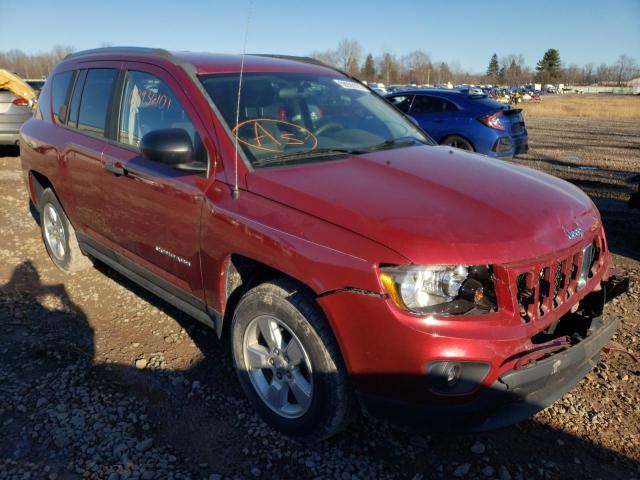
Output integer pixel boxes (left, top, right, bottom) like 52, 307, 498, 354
0, 90, 33, 146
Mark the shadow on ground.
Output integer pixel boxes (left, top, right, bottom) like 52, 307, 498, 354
0, 145, 20, 157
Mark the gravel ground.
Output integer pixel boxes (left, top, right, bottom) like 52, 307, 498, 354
0, 116, 639, 480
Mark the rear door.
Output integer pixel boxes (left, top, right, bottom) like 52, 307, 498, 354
59, 64, 120, 236
100, 63, 210, 304
409, 95, 459, 140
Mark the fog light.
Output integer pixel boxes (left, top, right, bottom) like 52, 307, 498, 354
445, 362, 461, 386
427, 361, 491, 395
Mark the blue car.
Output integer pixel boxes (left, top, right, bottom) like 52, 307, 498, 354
386, 89, 528, 159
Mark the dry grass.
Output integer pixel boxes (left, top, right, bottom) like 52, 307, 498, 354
519, 94, 640, 119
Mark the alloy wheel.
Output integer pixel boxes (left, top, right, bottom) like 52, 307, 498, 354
43, 203, 66, 261
242, 315, 314, 418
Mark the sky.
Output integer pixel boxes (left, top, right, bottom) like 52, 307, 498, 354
1, 0, 638, 73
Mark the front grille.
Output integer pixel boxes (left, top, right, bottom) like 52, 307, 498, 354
553, 261, 565, 298
514, 233, 605, 323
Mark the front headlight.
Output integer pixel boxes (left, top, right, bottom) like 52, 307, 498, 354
379, 265, 496, 315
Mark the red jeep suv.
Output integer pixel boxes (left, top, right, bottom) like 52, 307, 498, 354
19, 47, 624, 440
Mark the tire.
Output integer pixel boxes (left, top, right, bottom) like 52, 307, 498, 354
231, 278, 356, 440
38, 188, 92, 273
441, 135, 475, 152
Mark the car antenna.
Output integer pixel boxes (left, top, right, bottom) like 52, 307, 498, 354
232, 0, 253, 200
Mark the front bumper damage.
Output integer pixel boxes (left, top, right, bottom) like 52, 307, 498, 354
355, 270, 630, 431
358, 313, 619, 431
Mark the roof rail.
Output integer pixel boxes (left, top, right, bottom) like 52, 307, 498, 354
62, 46, 199, 75
64, 46, 175, 61
249, 54, 332, 69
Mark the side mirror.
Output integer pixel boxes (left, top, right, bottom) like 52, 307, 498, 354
140, 128, 194, 165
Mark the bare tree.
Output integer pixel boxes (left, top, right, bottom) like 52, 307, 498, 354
335, 39, 362, 76
0, 46, 75, 78
614, 55, 637, 85
403, 50, 432, 85
310, 49, 338, 68
582, 63, 594, 84
563, 64, 581, 84
595, 63, 612, 84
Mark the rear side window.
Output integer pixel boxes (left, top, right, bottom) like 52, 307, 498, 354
76, 69, 117, 137
411, 96, 458, 114
51, 71, 73, 125
118, 70, 206, 163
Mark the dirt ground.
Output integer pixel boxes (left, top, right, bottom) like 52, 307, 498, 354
0, 113, 639, 479
519, 94, 640, 119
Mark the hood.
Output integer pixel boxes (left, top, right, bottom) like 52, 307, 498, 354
247, 145, 599, 265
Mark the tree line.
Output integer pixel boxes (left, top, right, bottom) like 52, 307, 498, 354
1, 43, 638, 87
0, 46, 75, 78
312, 39, 638, 86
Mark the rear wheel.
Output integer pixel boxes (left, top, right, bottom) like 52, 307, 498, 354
441, 135, 475, 151
39, 188, 92, 273
231, 278, 355, 440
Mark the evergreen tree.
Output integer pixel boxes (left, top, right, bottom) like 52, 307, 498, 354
536, 49, 562, 81
362, 54, 376, 82
486, 53, 499, 79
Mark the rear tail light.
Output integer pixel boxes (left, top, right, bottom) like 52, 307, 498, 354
12, 97, 29, 106
479, 111, 505, 131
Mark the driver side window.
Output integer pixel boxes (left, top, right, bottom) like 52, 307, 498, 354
118, 70, 206, 163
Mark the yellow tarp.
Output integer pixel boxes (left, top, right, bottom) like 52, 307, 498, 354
0, 69, 37, 103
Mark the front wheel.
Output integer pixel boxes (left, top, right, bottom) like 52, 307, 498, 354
231, 278, 355, 440
441, 135, 475, 151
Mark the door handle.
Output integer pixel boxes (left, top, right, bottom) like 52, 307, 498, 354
104, 162, 125, 176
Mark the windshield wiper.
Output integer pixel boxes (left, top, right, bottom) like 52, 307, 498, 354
366, 136, 427, 152
252, 147, 364, 167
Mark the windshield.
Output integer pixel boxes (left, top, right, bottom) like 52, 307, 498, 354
199, 72, 432, 167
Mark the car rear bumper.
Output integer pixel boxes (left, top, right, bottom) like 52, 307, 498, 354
488, 130, 528, 159
0, 132, 20, 145
357, 313, 618, 431
512, 131, 529, 155
0, 117, 28, 145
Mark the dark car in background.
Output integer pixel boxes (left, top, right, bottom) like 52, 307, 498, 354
386, 89, 528, 159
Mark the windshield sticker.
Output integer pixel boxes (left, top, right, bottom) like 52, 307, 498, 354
232, 119, 318, 153
333, 79, 368, 92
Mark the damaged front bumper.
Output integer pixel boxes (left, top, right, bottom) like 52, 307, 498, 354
359, 313, 620, 431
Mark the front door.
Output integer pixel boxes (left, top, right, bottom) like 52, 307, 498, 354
101, 65, 211, 303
